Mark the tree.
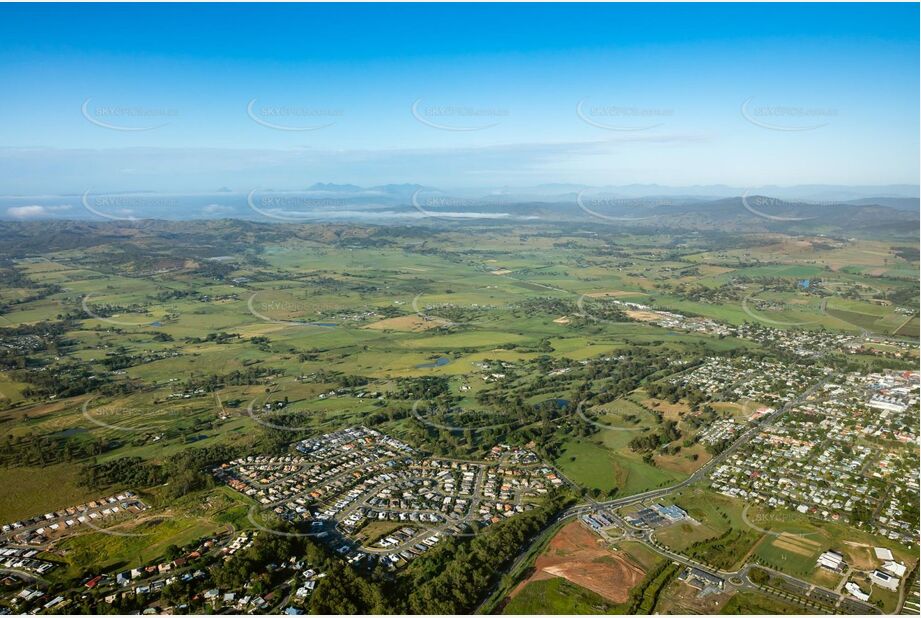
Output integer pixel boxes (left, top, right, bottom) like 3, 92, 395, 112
165, 544, 182, 561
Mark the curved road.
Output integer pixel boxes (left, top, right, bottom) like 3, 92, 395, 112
478, 376, 881, 615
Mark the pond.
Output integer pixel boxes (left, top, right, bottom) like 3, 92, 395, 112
416, 357, 451, 368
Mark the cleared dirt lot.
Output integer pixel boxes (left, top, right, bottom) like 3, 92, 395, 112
625, 309, 663, 322
511, 522, 646, 604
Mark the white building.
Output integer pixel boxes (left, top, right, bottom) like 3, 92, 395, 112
868, 395, 908, 413
817, 550, 845, 571
882, 561, 907, 578
844, 582, 870, 602
870, 569, 900, 591
874, 547, 894, 561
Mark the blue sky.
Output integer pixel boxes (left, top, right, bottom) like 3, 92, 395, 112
0, 2, 918, 194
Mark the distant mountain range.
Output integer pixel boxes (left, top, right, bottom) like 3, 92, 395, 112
0, 184, 917, 238
304, 183, 432, 197
431, 183, 920, 204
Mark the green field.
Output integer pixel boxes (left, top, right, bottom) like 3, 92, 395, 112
0, 463, 104, 523
502, 578, 627, 615
52, 513, 223, 580
555, 433, 683, 497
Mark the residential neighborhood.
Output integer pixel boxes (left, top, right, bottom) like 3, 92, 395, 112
709, 370, 919, 545
214, 427, 560, 569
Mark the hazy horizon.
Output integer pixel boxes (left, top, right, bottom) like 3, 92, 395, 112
1, 181, 917, 223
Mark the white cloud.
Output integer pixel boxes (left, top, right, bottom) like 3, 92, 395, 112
202, 203, 232, 214
6, 204, 71, 218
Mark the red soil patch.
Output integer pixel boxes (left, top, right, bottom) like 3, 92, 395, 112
510, 522, 646, 604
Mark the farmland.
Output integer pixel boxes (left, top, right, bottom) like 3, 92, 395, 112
0, 219, 917, 614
